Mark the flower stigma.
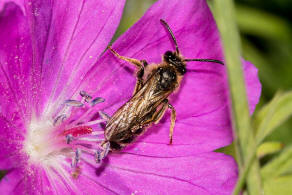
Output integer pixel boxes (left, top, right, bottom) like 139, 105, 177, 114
23, 91, 109, 178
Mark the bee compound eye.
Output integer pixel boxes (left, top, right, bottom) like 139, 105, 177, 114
164, 51, 174, 61
165, 51, 172, 56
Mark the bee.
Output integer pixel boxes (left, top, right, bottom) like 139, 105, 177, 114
97, 19, 224, 160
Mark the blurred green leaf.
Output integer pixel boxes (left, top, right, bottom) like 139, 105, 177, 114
112, 0, 155, 42
215, 142, 236, 157
253, 91, 292, 145
261, 146, 292, 180
263, 175, 292, 195
0, 170, 6, 180
266, 119, 292, 146
236, 5, 292, 42
257, 141, 283, 158
241, 38, 283, 98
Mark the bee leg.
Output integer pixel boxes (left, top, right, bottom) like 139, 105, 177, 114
108, 46, 145, 68
153, 100, 177, 144
153, 99, 169, 125
167, 103, 176, 145
133, 60, 148, 94
133, 62, 146, 95
108, 46, 148, 93
99, 111, 110, 121
154, 100, 177, 144
145, 100, 177, 144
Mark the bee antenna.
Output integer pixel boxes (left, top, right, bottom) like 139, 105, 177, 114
184, 58, 224, 65
160, 19, 180, 54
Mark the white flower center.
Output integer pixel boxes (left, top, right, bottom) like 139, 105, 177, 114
24, 118, 63, 166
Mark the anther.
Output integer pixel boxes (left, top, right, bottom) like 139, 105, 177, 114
94, 142, 110, 163
53, 114, 67, 126
90, 97, 105, 106
80, 91, 92, 103
66, 134, 74, 144
94, 149, 102, 163
72, 148, 81, 168
99, 111, 110, 120
64, 100, 84, 107
102, 142, 110, 158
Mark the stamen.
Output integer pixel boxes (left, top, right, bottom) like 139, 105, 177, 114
54, 94, 109, 171
64, 125, 105, 164
81, 145, 110, 166
102, 142, 110, 159
81, 156, 99, 168
94, 149, 102, 163
65, 129, 109, 165
79, 147, 100, 155
79, 91, 92, 103
75, 136, 102, 143
81, 119, 107, 127
25, 90, 110, 181
99, 111, 110, 120
64, 100, 84, 107
66, 135, 104, 149
90, 131, 105, 136
53, 114, 67, 126
90, 97, 105, 106
72, 148, 81, 168
95, 142, 110, 163
66, 134, 74, 144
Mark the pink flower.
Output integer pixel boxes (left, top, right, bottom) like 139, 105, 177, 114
0, 0, 261, 194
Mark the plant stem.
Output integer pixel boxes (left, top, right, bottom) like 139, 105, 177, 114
212, 0, 262, 194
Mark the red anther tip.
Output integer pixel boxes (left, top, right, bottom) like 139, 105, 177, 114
62, 126, 93, 137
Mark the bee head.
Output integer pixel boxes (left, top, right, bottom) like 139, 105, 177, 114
163, 51, 186, 75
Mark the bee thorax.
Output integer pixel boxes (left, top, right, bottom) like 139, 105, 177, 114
157, 67, 177, 91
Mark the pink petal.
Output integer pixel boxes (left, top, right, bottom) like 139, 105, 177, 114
0, 166, 45, 194
23, 0, 125, 116
0, 2, 33, 121
243, 60, 261, 113
0, 3, 32, 170
0, 115, 26, 170
80, 152, 237, 195
0, 0, 25, 13
0, 164, 81, 194
0, 169, 22, 194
